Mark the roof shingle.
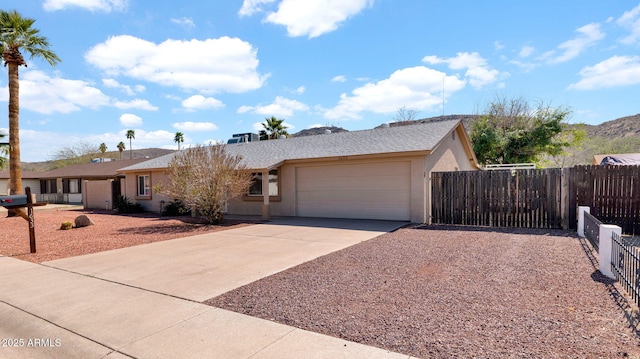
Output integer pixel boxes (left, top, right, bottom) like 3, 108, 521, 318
120, 120, 462, 171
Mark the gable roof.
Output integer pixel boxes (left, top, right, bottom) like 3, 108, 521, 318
120, 119, 471, 172
0, 170, 47, 180
37, 159, 148, 179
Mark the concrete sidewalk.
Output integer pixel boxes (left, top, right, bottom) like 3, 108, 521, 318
1, 218, 414, 358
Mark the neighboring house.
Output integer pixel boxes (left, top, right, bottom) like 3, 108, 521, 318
119, 120, 480, 223
0, 171, 47, 196
593, 153, 640, 165
34, 159, 146, 208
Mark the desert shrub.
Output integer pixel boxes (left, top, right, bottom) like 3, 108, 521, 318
162, 199, 191, 216
113, 195, 144, 214
60, 221, 73, 230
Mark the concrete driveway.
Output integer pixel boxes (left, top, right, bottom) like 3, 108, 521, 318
1, 218, 410, 359
44, 217, 405, 301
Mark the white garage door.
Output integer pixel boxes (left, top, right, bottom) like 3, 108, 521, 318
296, 162, 411, 221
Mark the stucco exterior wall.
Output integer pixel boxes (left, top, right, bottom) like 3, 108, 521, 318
83, 180, 113, 210
125, 170, 173, 213
0, 179, 41, 196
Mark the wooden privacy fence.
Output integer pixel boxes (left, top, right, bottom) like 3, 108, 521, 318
573, 165, 640, 235
431, 165, 640, 233
431, 169, 565, 229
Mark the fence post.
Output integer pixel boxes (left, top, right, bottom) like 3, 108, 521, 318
577, 206, 589, 237
599, 224, 621, 280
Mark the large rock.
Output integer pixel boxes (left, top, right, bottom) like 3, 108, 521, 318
74, 214, 95, 228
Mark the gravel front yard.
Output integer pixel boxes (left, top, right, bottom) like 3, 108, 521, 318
0, 208, 254, 263
207, 225, 640, 358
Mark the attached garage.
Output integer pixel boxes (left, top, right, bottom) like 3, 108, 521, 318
295, 162, 411, 221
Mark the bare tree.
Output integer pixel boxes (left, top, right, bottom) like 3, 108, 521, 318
49, 141, 100, 169
155, 144, 253, 224
392, 106, 419, 123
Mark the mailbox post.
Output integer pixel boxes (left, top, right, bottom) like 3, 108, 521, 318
0, 187, 46, 253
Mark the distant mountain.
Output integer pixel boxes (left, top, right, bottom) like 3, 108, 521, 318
22, 148, 175, 171
580, 114, 640, 139
291, 126, 349, 137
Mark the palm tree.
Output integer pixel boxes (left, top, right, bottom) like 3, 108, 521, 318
174, 131, 184, 150
259, 116, 289, 140
99, 142, 107, 162
117, 141, 125, 160
126, 129, 135, 159
1, 10, 60, 195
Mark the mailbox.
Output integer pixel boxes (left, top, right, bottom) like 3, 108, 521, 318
0, 195, 28, 207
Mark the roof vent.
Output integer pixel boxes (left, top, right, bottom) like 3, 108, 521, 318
381, 123, 390, 128
324, 129, 332, 134
279, 135, 287, 139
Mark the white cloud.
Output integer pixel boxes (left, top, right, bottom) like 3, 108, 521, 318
294, 86, 305, 94
568, 55, 640, 90
113, 99, 158, 111
119, 113, 143, 127
237, 96, 309, 117
494, 41, 505, 50
545, 23, 604, 64
0, 70, 110, 114
332, 75, 347, 83
171, 17, 195, 28
85, 35, 268, 94
519, 46, 535, 58
182, 95, 224, 111
324, 66, 466, 120
102, 78, 145, 96
43, 0, 128, 12
264, 0, 374, 38
173, 122, 219, 131
238, 0, 276, 16
423, 52, 501, 89
617, 3, 640, 45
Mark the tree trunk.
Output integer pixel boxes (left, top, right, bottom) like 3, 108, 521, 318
8, 62, 22, 195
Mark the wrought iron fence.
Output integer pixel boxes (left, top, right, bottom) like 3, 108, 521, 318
611, 231, 640, 309
584, 211, 602, 252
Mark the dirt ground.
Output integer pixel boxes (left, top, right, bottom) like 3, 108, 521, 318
0, 208, 255, 263
207, 225, 640, 358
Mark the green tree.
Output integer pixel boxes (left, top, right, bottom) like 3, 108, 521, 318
174, 131, 184, 150
470, 96, 577, 166
1, 10, 60, 196
259, 116, 289, 140
155, 144, 253, 224
126, 129, 135, 159
117, 141, 125, 160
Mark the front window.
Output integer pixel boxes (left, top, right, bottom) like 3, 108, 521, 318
63, 179, 81, 194
137, 174, 150, 197
248, 169, 278, 196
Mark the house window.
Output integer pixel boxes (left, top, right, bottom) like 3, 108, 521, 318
248, 169, 278, 196
63, 179, 81, 194
40, 179, 57, 194
137, 174, 151, 197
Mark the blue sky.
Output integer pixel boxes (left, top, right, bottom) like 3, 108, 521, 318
2, 1, 640, 162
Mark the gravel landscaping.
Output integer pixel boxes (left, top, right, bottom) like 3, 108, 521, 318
0, 208, 254, 263
207, 225, 640, 358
